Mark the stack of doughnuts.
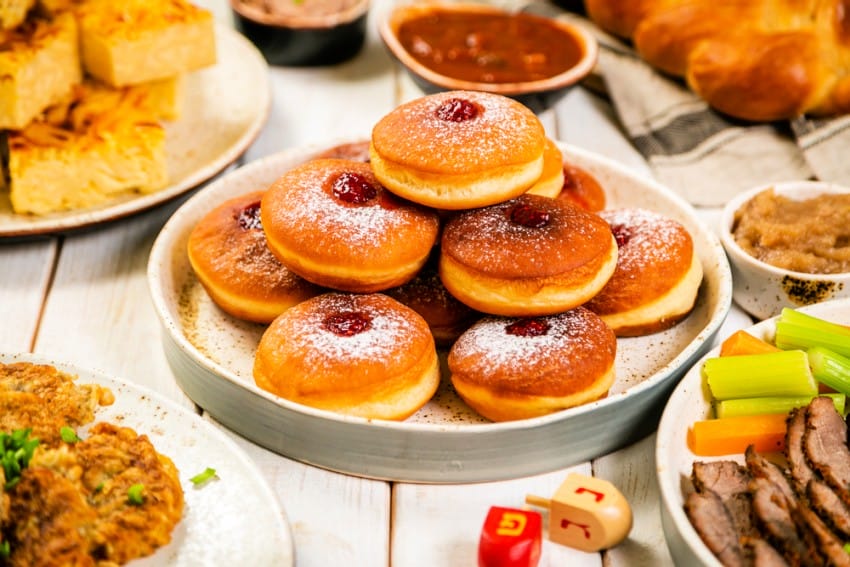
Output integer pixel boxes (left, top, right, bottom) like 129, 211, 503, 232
186, 89, 704, 423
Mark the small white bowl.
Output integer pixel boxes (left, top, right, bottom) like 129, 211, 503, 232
719, 180, 850, 320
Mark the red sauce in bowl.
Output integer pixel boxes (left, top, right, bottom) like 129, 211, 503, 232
396, 11, 584, 84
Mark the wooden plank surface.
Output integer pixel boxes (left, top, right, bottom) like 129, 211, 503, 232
0, 1, 759, 566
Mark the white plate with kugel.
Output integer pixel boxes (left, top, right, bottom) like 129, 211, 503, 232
0, 26, 270, 239
148, 140, 732, 483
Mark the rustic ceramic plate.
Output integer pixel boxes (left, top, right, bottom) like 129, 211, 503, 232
147, 141, 733, 483
656, 299, 850, 566
0, 352, 294, 566
0, 25, 270, 239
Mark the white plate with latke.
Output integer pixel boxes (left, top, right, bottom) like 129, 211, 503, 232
0, 352, 293, 566
147, 140, 733, 483
656, 299, 850, 566
0, 25, 270, 239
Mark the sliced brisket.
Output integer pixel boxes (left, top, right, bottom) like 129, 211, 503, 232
685, 490, 750, 567
804, 396, 850, 507
693, 460, 755, 536
746, 538, 790, 567
785, 407, 814, 495
750, 476, 820, 566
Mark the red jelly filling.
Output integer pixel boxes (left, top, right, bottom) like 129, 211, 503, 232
509, 203, 550, 228
435, 98, 479, 122
505, 318, 550, 337
323, 311, 373, 336
611, 224, 630, 248
332, 172, 378, 204
237, 201, 263, 230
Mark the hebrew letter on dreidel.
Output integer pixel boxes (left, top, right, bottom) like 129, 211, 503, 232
525, 473, 633, 552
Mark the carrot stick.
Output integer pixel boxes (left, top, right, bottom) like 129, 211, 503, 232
688, 413, 787, 456
719, 330, 781, 357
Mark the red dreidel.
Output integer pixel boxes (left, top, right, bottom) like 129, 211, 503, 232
478, 506, 542, 567
525, 473, 632, 552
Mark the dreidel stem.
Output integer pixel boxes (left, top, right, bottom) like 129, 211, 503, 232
524, 494, 551, 509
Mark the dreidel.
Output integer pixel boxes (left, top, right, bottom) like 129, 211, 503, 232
525, 473, 633, 552
478, 506, 542, 567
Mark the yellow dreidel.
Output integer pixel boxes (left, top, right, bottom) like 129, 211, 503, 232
525, 473, 633, 552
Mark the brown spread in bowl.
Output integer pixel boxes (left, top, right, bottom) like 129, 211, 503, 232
731, 188, 850, 274
396, 11, 584, 84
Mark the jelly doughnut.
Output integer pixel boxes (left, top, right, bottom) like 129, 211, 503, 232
448, 308, 617, 422
384, 249, 479, 345
261, 158, 440, 293
253, 292, 440, 420
187, 190, 323, 323
556, 162, 606, 212
439, 193, 618, 316
369, 90, 546, 209
526, 138, 566, 199
585, 208, 703, 336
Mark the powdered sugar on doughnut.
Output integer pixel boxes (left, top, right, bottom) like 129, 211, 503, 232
290, 294, 425, 368
450, 308, 607, 373
371, 90, 545, 172
601, 208, 691, 270
268, 159, 437, 249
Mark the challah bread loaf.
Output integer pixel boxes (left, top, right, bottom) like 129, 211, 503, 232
584, 0, 850, 121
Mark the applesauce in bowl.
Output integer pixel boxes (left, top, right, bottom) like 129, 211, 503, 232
720, 181, 850, 320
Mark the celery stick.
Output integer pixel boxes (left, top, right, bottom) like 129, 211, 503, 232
776, 321, 850, 358
703, 350, 817, 400
715, 393, 845, 419
808, 346, 850, 396
775, 309, 850, 357
779, 308, 850, 336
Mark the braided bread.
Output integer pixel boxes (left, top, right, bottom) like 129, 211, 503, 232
584, 0, 850, 121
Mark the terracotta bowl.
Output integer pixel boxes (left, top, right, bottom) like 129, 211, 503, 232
230, 0, 369, 66
719, 180, 850, 320
379, 2, 598, 113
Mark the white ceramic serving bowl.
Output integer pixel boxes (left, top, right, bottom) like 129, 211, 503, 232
656, 298, 850, 566
148, 140, 732, 483
719, 180, 850, 321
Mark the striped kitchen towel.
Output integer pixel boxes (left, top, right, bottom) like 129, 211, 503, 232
558, 12, 850, 207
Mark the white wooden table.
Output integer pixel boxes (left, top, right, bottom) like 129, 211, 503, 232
0, 1, 755, 565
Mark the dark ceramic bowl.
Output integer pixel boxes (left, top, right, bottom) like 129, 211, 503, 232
231, 0, 369, 66
379, 2, 598, 113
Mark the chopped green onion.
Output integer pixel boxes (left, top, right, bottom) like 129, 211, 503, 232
94, 482, 104, 493
775, 309, 850, 358
1, 429, 39, 490
190, 467, 217, 486
808, 346, 850, 397
0, 540, 9, 559
127, 483, 145, 505
703, 349, 818, 400
715, 393, 845, 419
60, 426, 79, 443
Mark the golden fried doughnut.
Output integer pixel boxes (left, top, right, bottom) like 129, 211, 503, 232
448, 308, 617, 422
261, 159, 440, 293
585, 208, 703, 336
526, 138, 565, 199
384, 249, 479, 345
556, 162, 606, 212
253, 293, 440, 420
369, 90, 546, 209
439, 194, 618, 316
187, 190, 323, 323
